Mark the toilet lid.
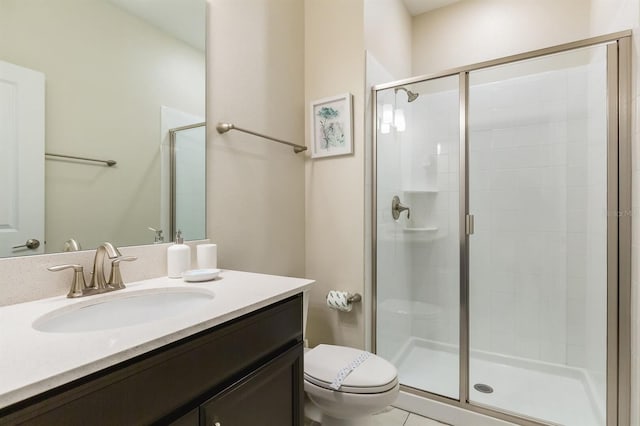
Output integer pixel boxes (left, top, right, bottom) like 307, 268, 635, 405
304, 344, 398, 394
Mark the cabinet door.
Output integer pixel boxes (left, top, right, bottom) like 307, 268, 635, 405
201, 343, 303, 426
169, 408, 199, 426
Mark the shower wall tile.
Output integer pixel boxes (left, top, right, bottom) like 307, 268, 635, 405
566, 274, 586, 300
465, 60, 608, 368
516, 301, 540, 339
567, 233, 588, 278
375, 100, 414, 358
492, 330, 516, 355
567, 142, 588, 167
567, 209, 588, 233
386, 85, 462, 351
567, 344, 586, 368
517, 273, 543, 302
493, 270, 516, 294
539, 341, 566, 364
514, 336, 541, 360
437, 155, 449, 173
542, 298, 568, 344
567, 324, 586, 346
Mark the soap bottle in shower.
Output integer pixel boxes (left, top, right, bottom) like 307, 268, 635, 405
167, 230, 191, 278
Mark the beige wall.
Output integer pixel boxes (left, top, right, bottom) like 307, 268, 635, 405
0, 0, 205, 252
364, 0, 413, 80
412, 0, 591, 75
304, 0, 366, 349
207, 0, 305, 278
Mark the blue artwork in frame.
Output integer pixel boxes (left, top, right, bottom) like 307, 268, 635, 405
310, 93, 353, 158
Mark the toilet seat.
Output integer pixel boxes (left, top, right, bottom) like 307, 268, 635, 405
304, 344, 398, 394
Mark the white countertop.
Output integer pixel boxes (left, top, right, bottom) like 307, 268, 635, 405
0, 269, 314, 409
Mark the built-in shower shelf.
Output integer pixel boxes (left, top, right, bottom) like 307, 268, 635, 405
404, 227, 438, 232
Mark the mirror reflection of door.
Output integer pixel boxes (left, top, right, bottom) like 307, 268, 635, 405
0, 60, 45, 257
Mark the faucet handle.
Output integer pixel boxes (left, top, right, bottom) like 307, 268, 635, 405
48, 264, 87, 298
148, 227, 164, 244
391, 195, 411, 220
108, 256, 137, 289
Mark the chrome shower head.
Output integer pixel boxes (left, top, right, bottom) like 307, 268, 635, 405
394, 87, 419, 102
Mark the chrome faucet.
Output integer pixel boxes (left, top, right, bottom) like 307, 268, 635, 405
89, 242, 122, 291
48, 242, 137, 298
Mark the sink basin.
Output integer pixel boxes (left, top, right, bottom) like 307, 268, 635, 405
33, 287, 215, 333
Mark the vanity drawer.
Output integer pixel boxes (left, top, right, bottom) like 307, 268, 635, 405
1, 294, 303, 425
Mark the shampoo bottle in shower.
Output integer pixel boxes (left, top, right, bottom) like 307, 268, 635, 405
167, 230, 191, 278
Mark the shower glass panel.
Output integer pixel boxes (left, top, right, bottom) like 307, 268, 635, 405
467, 45, 608, 426
173, 125, 206, 241
376, 75, 460, 399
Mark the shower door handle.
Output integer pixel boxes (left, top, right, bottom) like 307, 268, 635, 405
466, 214, 474, 235
392, 196, 410, 220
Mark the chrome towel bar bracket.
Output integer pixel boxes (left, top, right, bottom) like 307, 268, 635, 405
216, 122, 307, 154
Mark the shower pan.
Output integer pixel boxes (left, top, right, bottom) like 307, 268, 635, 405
371, 32, 631, 426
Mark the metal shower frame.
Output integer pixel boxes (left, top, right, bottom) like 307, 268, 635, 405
371, 30, 632, 426
169, 121, 207, 241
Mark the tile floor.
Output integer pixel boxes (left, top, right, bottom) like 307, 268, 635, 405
305, 407, 450, 426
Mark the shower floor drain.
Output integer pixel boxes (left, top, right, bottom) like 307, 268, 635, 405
473, 383, 494, 394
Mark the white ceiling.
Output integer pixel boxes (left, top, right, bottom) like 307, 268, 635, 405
402, 0, 461, 16
107, 0, 205, 51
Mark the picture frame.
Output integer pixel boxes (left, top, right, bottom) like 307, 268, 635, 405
310, 93, 353, 158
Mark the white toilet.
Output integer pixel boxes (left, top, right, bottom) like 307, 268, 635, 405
302, 292, 400, 426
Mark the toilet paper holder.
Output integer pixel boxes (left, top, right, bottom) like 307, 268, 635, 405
326, 292, 362, 303
326, 291, 362, 312
347, 293, 362, 303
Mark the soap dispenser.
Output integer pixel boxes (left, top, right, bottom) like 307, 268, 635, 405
167, 230, 191, 278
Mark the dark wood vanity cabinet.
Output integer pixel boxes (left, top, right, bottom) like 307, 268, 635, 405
199, 344, 302, 426
0, 294, 304, 426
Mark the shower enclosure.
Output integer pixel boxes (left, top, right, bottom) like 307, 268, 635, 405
170, 122, 206, 241
372, 32, 631, 426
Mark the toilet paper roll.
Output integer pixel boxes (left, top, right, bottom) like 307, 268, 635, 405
197, 243, 217, 269
326, 291, 353, 312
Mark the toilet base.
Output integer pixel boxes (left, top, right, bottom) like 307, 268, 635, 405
305, 394, 323, 423
305, 393, 390, 426
318, 414, 370, 426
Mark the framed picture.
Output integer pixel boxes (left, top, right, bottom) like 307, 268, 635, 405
310, 93, 353, 158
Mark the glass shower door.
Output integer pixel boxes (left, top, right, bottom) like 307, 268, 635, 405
467, 45, 609, 426
375, 75, 460, 399
172, 125, 206, 241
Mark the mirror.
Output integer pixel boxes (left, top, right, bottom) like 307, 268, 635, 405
0, 0, 206, 258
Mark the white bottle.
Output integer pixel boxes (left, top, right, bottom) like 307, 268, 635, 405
167, 230, 191, 278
